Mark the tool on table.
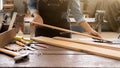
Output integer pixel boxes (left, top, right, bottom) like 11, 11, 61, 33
13, 26, 36, 51
4, 44, 23, 52
32, 22, 112, 43
15, 38, 48, 50
15, 41, 36, 51
0, 47, 29, 63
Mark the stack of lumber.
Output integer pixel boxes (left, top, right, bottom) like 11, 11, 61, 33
32, 36, 120, 60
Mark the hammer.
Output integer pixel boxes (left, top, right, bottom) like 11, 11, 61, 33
0, 48, 29, 63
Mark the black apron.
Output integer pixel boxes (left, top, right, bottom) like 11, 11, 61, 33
35, 0, 71, 38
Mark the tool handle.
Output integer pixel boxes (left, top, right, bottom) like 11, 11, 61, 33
16, 41, 25, 47
33, 22, 112, 43
0, 48, 19, 57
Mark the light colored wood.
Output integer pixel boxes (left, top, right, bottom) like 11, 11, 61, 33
0, 28, 16, 48
16, 41, 25, 47
32, 36, 120, 60
32, 22, 112, 43
8, 12, 17, 30
0, 48, 19, 57
53, 37, 120, 51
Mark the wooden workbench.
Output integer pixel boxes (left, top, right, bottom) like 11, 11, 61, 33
0, 40, 120, 67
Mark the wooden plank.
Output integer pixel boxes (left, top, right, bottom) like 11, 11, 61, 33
53, 37, 120, 51
32, 22, 112, 43
8, 12, 17, 30
32, 36, 120, 60
0, 28, 16, 47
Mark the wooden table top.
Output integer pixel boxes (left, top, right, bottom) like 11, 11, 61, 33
0, 41, 120, 67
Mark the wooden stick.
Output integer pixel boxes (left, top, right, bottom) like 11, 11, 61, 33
32, 36, 120, 60
0, 48, 19, 57
53, 37, 120, 51
32, 22, 112, 43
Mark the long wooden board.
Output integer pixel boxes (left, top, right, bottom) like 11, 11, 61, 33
32, 22, 112, 43
53, 37, 120, 51
32, 36, 120, 60
0, 28, 16, 47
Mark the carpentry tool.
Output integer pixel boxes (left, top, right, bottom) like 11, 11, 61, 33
4, 44, 23, 52
32, 22, 112, 43
32, 36, 120, 60
0, 47, 29, 63
0, 28, 29, 63
15, 38, 47, 50
16, 41, 36, 51
53, 37, 120, 51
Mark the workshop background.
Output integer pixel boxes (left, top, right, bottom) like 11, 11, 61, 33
12, 0, 120, 32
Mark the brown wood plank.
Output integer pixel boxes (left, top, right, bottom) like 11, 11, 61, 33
0, 28, 16, 48
32, 22, 112, 43
53, 37, 120, 51
32, 36, 120, 60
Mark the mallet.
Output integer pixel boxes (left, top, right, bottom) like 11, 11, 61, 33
0, 48, 29, 63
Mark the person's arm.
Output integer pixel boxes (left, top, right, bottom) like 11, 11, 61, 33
69, 0, 102, 38
27, 0, 43, 24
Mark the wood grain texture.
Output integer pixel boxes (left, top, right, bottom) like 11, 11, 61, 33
32, 36, 120, 60
53, 37, 120, 51
0, 28, 16, 48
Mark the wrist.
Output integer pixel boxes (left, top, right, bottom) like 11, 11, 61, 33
33, 12, 39, 17
79, 22, 94, 33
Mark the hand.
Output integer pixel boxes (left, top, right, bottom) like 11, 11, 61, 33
88, 29, 102, 38
32, 15, 43, 24
31, 14, 44, 26
79, 21, 102, 38
33, 15, 43, 24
